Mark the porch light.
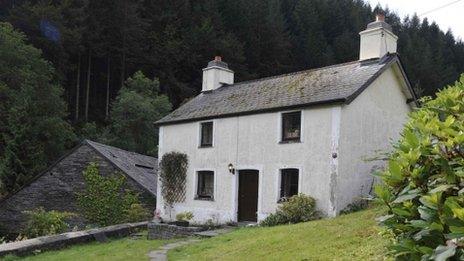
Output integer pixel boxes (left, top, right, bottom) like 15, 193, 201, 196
228, 163, 235, 174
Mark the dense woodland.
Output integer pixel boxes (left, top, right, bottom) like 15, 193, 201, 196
0, 0, 464, 195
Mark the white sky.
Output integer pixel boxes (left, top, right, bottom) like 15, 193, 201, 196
365, 0, 464, 40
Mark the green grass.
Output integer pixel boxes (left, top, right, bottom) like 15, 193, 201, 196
3, 207, 388, 260
2, 232, 167, 261
168, 206, 389, 261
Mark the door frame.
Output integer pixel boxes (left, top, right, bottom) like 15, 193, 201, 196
233, 165, 263, 222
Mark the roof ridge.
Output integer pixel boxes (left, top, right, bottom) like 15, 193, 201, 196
85, 140, 156, 161
218, 59, 370, 90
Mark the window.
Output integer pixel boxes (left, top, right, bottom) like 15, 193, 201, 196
280, 169, 299, 200
196, 171, 214, 200
281, 111, 301, 142
200, 122, 213, 147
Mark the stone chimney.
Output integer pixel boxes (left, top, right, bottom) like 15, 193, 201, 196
359, 13, 398, 60
202, 56, 234, 92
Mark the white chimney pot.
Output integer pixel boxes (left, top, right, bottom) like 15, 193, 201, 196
359, 14, 398, 60
202, 56, 234, 92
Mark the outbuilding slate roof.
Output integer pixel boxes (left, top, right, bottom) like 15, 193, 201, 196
85, 140, 158, 196
156, 54, 413, 126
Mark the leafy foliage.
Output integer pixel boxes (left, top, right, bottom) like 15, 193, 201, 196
340, 200, 369, 215
77, 162, 146, 226
176, 211, 194, 221
260, 194, 317, 226
23, 207, 75, 238
124, 203, 150, 223
105, 71, 171, 156
376, 75, 464, 260
0, 22, 75, 194
159, 152, 188, 208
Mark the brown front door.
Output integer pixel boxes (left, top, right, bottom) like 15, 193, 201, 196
238, 170, 259, 222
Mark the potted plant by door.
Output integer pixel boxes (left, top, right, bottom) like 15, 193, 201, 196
174, 211, 194, 227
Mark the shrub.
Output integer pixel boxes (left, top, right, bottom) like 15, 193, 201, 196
260, 194, 317, 226
77, 162, 143, 226
176, 211, 194, 221
159, 152, 188, 209
259, 212, 288, 227
124, 203, 150, 223
340, 200, 369, 215
22, 207, 74, 238
376, 75, 464, 260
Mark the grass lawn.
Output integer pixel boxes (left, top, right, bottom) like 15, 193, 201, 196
2, 232, 167, 261
168, 206, 389, 261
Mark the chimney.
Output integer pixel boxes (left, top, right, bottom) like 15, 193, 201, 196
202, 56, 234, 92
359, 13, 398, 60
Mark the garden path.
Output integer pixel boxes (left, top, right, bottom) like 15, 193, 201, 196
147, 227, 235, 261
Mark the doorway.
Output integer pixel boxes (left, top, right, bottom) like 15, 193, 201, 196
237, 169, 259, 222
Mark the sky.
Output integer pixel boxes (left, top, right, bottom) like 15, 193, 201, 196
365, 0, 464, 40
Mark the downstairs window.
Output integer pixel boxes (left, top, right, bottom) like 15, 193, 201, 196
280, 168, 299, 201
196, 171, 214, 200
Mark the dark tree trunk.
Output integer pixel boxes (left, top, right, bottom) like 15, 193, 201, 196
85, 51, 91, 122
120, 0, 128, 88
74, 53, 81, 122
106, 56, 111, 119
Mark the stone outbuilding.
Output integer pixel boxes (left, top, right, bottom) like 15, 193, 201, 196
0, 140, 157, 236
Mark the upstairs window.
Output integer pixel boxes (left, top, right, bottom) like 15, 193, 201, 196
280, 168, 299, 201
281, 111, 301, 142
196, 171, 214, 200
200, 122, 213, 147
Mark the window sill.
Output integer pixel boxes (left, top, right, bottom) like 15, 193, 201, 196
194, 197, 214, 201
198, 145, 213, 148
279, 139, 301, 144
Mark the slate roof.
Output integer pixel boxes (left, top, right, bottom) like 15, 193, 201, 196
0, 140, 158, 204
85, 140, 158, 196
156, 54, 414, 126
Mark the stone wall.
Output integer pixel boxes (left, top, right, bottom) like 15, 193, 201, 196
0, 144, 156, 236
0, 222, 147, 257
147, 222, 205, 240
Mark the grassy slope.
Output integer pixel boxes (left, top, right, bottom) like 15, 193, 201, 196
169, 206, 388, 261
3, 233, 167, 261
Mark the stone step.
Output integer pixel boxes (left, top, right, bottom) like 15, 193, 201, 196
193, 227, 235, 238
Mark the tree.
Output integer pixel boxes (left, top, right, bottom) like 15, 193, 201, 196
105, 71, 171, 156
0, 22, 75, 193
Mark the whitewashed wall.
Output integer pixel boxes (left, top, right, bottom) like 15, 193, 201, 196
336, 66, 412, 212
157, 106, 336, 223
157, 66, 413, 223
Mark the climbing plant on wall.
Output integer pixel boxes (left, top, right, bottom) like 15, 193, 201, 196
159, 152, 188, 209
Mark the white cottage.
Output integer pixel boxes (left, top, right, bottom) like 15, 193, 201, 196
155, 15, 417, 223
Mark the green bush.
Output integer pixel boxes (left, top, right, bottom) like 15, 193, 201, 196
124, 203, 150, 223
260, 194, 317, 227
376, 75, 464, 260
22, 207, 74, 238
340, 200, 369, 215
176, 211, 194, 221
77, 162, 145, 226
